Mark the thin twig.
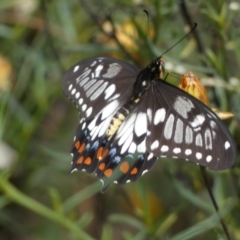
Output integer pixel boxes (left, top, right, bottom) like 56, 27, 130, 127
178, 0, 205, 55
200, 166, 232, 240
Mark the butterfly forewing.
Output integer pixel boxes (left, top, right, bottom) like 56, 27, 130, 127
144, 81, 235, 170
62, 56, 236, 191
62, 57, 139, 120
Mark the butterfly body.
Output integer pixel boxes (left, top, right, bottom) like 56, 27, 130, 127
62, 56, 236, 191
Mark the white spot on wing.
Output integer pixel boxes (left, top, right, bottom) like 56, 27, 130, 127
79, 77, 90, 87
82, 104, 87, 111
90, 82, 108, 101
195, 133, 203, 147
161, 145, 169, 152
102, 63, 122, 78
148, 153, 154, 160
134, 112, 147, 137
79, 98, 83, 105
225, 141, 230, 149
154, 108, 166, 125
86, 80, 103, 97
174, 119, 183, 143
71, 168, 78, 173
73, 65, 79, 72
173, 148, 181, 154
185, 126, 193, 144
68, 84, 73, 91
101, 100, 119, 120
129, 142, 136, 153
77, 69, 91, 85
137, 140, 146, 152
147, 108, 152, 123
173, 96, 194, 118
196, 152, 202, 159
119, 128, 131, 145
91, 115, 112, 139
205, 129, 212, 150
90, 61, 97, 67
151, 140, 159, 150
82, 121, 86, 129
83, 79, 96, 91
206, 155, 212, 162
95, 64, 104, 78
164, 114, 174, 139
108, 93, 120, 101
185, 149, 192, 155
71, 88, 76, 95
191, 114, 205, 128
86, 107, 93, 118
210, 120, 216, 129
104, 84, 116, 100
121, 134, 133, 154
88, 115, 98, 131
75, 92, 80, 99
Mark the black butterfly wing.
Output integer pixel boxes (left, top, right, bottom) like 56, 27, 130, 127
62, 57, 139, 120
145, 80, 236, 170
94, 79, 236, 190
62, 57, 140, 174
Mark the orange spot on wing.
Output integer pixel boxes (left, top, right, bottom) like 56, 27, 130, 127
84, 157, 92, 165
104, 169, 113, 178
75, 141, 80, 149
77, 156, 84, 164
120, 161, 130, 174
97, 147, 109, 160
78, 143, 86, 153
99, 163, 105, 171
130, 167, 138, 175
102, 149, 109, 159
97, 147, 104, 159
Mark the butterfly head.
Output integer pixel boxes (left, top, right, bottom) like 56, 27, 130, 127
133, 57, 166, 97
149, 57, 165, 79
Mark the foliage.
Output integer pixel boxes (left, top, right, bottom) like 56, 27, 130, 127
0, 0, 239, 239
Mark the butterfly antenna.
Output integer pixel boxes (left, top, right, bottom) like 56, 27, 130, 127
143, 10, 151, 40
161, 23, 197, 56
143, 10, 156, 56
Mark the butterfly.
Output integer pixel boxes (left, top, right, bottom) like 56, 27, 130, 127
62, 56, 236, 191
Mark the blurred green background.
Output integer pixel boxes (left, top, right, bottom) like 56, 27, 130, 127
0, 0, 239, 239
